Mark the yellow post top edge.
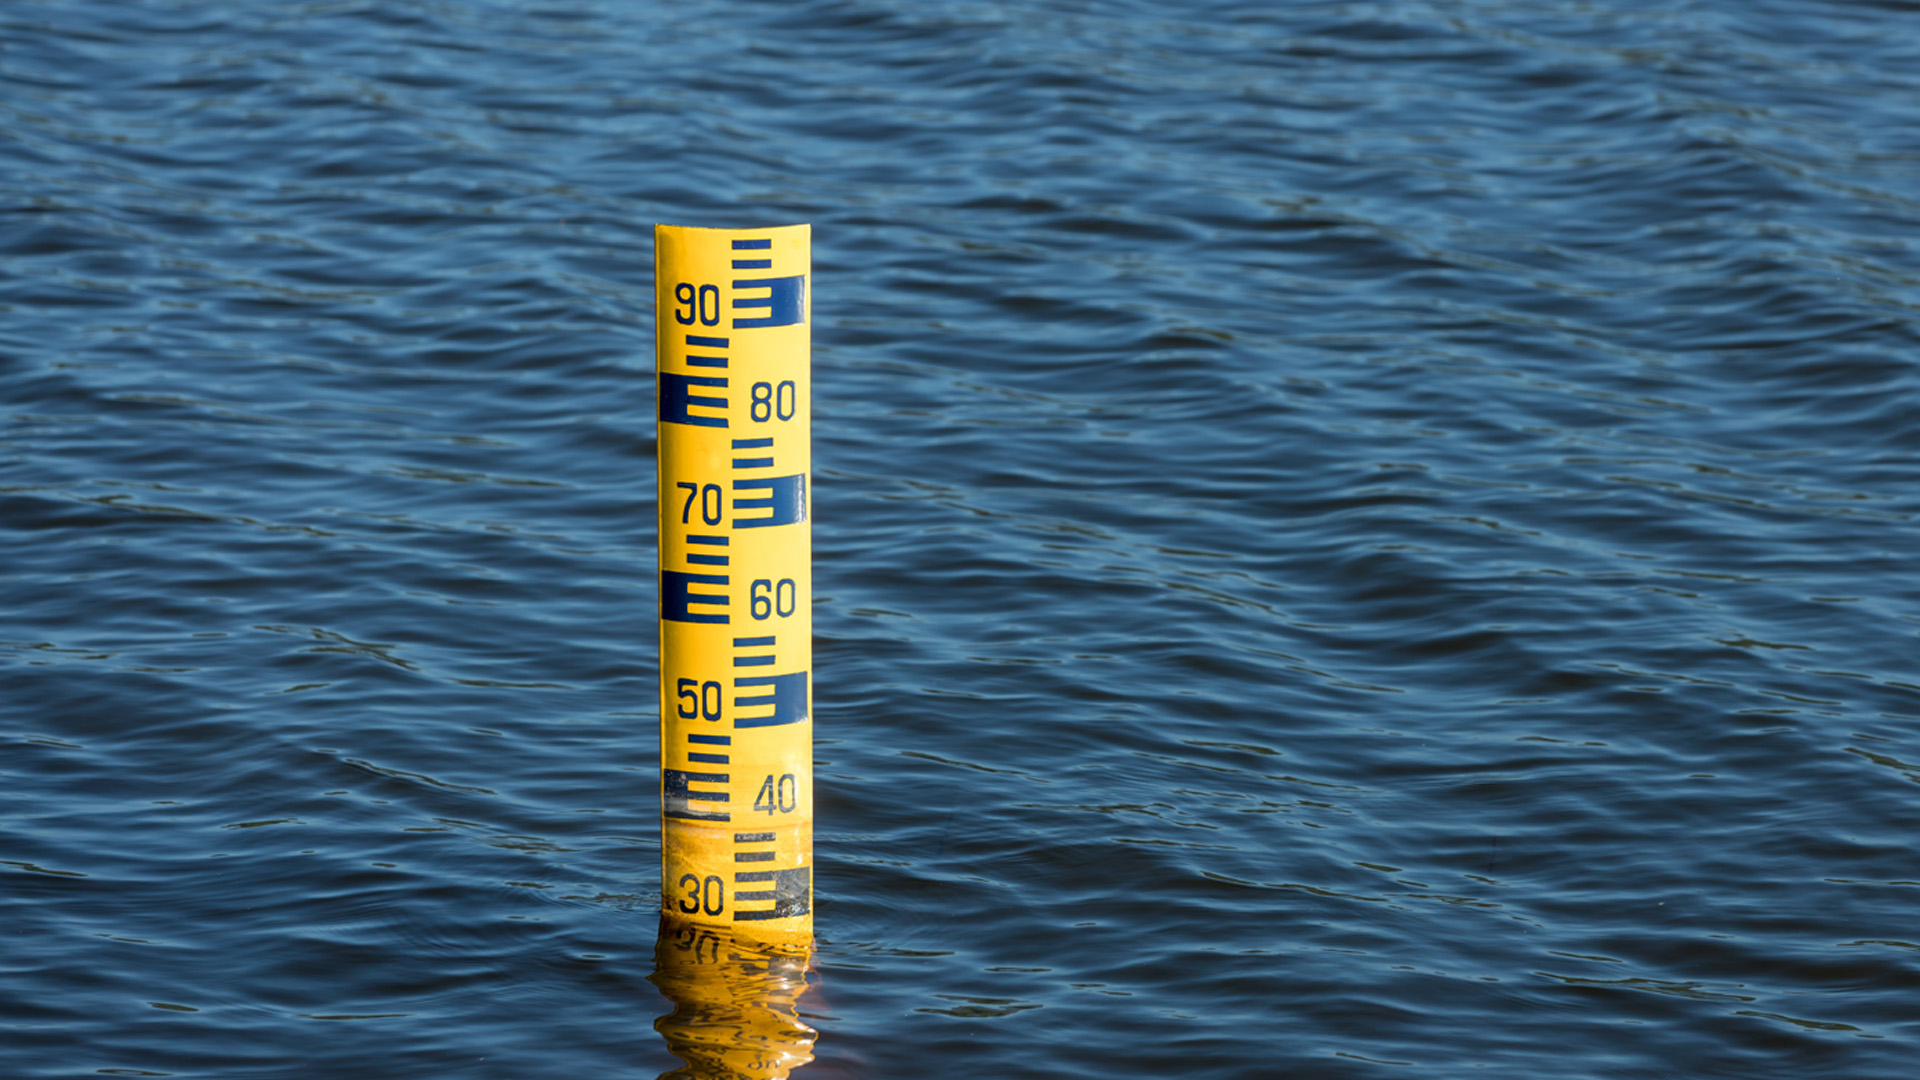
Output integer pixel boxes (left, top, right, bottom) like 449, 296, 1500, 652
655, 222, 811, 233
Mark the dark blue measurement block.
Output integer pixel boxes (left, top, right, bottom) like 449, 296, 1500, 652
733, 866, 810, 920
661, 570, 728, 624
663, 768, 729, 822
659, 373, 727, 427
733, 671, 807, 728
731, 275, 805, 329
731, 474, 805, 528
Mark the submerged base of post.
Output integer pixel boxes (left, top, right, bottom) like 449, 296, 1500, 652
652, 915, 818, 1078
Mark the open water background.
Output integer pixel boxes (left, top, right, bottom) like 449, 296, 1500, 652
5, 1, 1920, 1076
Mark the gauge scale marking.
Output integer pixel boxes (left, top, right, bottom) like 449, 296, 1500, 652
656, 224, 812, 947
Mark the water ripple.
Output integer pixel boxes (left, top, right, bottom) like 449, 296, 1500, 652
5, 0, 1920, 1077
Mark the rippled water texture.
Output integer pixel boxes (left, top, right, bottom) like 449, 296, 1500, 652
5, 1, 1920, 1076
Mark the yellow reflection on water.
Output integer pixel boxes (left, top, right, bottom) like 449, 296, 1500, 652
650, 918, 819, 1080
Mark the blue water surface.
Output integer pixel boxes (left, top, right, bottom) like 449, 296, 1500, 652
4, 1, 1920, 1076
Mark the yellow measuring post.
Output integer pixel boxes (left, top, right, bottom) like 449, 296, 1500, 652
655, 223, 812, 949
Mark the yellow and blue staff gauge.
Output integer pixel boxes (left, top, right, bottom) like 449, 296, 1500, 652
655, 223, 812, 948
